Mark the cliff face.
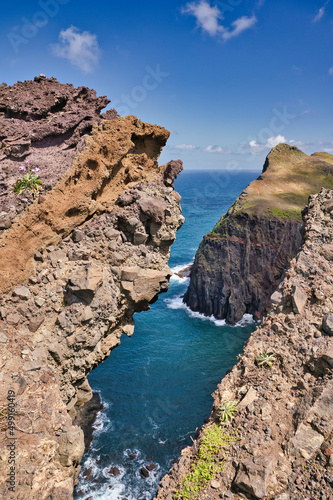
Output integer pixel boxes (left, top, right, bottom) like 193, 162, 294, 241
184, 145, 333, 324
156, 189, 333, 500
0, 77, 183, 500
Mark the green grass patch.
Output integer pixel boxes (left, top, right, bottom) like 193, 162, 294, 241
267, 207, 302, 221
174, 424, 239, 499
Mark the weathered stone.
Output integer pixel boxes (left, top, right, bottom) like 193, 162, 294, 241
6, 313, 21, 325
133, 231, 148, 245
72, 229, 84, 243
81, 306, 94, 323
121, 267, 139, 282
104, 228, 120, 240
271, 291, 283, 305
0, 332, 8, 343
138, 193, 167, 224
234, 455, 276, 499
123, 324, 135, 337
322, 314, 333, 335
28, 315, 45, 332
211, 479, 221, 489
0, 216, 11, 229
239, 387, 258, 408
288, 424, 324, 459
23, 359, 42, 371
48, 342, 63, 364
13, 285, 31, 300
68, 262, 103, 303
57, 427, 85, 467
292, 284, 307, 315
140, 467, 149, 478
35, 297, 45, 308
109, 466, 120, 476
322, 348, 333, 367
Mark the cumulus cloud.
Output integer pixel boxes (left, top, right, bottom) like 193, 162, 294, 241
181, 1, 257, 41
51, 26, 101, 73
174, 144, 199, 151
329, 66, 333, 76
248, 135, 288, 154
222, 15, 257, 41
204, 145, 228, 153
181, 1, 222, 36
313, 1, 330, 22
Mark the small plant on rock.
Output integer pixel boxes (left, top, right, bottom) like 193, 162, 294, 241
218, 401, 238, 424
13, 161, 43, 199
256, 352, 276, 367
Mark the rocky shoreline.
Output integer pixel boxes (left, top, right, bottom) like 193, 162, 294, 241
184, 145, 333, 324
155, 189, 333, 500
0, 77, 183, 500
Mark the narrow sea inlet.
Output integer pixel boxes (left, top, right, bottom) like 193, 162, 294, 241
75, 170, 259, 500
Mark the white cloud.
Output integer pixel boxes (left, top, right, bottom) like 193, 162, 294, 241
204, 145, 228, 153
174, 144, 199, 150
182, 1, 257, 41
249, 135, 288, 154
222, 15, 257, 41
329, 66, 333, 76
313, 1, 330, 22
51, 26, 101, 73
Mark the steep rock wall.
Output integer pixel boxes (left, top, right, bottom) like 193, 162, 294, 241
184, 214, 302, 324
0, 77, 183, 500
156, 189, 333, 500
184, 145, 333, 324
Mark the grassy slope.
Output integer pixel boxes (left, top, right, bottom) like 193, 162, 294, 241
211, 144, 333, 234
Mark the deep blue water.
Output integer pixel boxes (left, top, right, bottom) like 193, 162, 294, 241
75, 169, 260, 500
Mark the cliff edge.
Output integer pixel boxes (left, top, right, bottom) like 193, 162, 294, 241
156, 188, 333, 500
184, 144, 333, 324
0, 77, 183, 499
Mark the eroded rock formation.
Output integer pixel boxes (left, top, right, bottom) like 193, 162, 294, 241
184, 145, 333, 324
156, 189, 333, 500
0, 77, 183, 499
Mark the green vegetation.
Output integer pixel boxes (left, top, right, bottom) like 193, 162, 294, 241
256, 353, 276, 367
174, 424, 239, 499
218, 401, 238, 424
13, 161, 43, 199
267, 207, 302, 221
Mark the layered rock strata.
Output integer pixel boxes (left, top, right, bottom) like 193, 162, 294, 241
184, 145, 333, 324
0, 77, 183, 499
156, 189, 333, 500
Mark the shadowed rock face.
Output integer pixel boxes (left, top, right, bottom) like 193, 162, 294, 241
0, 77, 183, 500
184, 144, 333, 324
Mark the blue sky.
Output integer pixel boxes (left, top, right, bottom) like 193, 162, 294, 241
1, 0, 332, 170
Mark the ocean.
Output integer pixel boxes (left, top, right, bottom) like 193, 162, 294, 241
74, 169, 260, 500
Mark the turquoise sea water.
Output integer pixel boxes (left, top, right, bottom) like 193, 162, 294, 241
75, 169, 260, 500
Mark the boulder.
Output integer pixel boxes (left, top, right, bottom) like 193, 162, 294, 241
291, 284, 307, 315
28, 315, 45, 332
288, 424, 324, 460
13, 285, 31, 300
68, 262, 103, 303
57, 427, 85, 467
322, 314, 333, 335
138, 193, 167, 224
234, 455, 276, 499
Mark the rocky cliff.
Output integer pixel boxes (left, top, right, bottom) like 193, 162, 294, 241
0, 76, 184, 499
156, 188, 333, 500
184, 145, 333, 324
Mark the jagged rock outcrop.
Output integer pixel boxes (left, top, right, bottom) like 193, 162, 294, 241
156, 189, 333, 500
184, 144, 333, 324
0, 77, 183, 500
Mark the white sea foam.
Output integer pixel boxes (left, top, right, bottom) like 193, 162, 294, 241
165, 295, 255, 327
